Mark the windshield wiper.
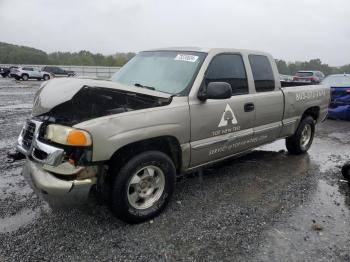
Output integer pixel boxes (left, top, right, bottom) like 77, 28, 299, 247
134, 83, 156, 91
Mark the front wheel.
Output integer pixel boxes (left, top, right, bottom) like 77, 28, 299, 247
43, 74, 50, 81
111, 151, 176, 223
286, 116, 315, 155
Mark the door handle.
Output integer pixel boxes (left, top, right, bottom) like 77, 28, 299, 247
244, 103, 255, 112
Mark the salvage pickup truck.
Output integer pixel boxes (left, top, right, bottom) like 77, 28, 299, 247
16, 48, 330, 223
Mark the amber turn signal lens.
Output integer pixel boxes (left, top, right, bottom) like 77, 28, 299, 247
67, 130, 90, 146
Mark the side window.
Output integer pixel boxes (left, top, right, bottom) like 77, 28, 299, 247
249, 55, 275, 92
206, 54, 248, 95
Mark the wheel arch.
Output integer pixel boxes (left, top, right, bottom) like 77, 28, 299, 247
302, 106, 320, 122
107, 136, 183, 180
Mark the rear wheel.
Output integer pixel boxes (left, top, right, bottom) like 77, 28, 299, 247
286, 116, 315, 155
22, 74, 29, 81
111, 151, 176, 223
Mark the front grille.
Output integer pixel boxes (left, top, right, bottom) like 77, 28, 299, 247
22, 122, 36, 150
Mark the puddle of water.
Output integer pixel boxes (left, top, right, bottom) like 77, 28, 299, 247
254, 179, 350, 261
259, 137, 350, 173
0, 207, 40, 233
328, 132, 350, 144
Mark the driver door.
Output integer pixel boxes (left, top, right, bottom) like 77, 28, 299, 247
189, 53, 255, 167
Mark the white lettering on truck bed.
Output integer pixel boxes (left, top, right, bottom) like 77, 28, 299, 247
295, 89, 326, 101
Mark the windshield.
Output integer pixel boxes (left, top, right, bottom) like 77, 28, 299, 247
111, 51, 206, 95
322, 75, 350, 87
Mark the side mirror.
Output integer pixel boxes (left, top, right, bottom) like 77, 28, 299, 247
198, 82, 232, 100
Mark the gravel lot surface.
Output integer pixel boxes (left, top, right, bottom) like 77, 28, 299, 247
0, 78, 349, 261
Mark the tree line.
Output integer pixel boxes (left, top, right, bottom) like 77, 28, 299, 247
0, 42, 135, 67
276, 59, 350, 76
1, 42, 349, 75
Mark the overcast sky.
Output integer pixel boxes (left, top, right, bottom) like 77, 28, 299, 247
0, 0, 349, 66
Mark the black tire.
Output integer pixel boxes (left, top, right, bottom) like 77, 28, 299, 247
22, 74, 29, 81
43, 74, 50, 81
286, 116, 315, 155
342, 163, 350, 180
111, 151, 176, 223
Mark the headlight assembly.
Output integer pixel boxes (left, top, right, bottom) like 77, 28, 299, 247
45, 124, 92, 146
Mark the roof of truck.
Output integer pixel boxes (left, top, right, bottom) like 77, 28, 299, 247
145, 47, 272, 56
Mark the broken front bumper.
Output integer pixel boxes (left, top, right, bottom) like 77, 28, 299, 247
18, 119, 97, 201
23, 160, 96, 200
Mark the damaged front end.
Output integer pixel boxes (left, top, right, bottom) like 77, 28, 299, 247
16, 78, 172, 200
35, 85, 172, 126
17, 118, 98, 200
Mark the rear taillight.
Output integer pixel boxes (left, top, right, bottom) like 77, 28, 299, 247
346, 89, 350, 94
308, 76, 316, 81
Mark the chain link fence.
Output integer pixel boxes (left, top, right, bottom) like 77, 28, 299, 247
0, 64, 121, 78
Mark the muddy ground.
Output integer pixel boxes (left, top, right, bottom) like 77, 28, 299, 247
0, 77, 349, 261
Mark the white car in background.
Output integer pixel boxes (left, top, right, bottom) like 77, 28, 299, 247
12, 67, 52, 81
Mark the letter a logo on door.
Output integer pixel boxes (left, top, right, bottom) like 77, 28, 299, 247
218, 104, 238, 127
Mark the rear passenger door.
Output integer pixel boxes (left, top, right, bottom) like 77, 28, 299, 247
23, 67, 34, 77
248, 54, 284, 144
32, 68, 42, 78
189, 53, 256, 167
56, 67, 66, 76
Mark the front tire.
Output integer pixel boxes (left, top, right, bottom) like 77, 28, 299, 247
43, 74, 50, 81
286, 116, 315, 155
111, 151, 176, 223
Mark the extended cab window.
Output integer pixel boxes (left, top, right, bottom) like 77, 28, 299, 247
249, 55, 275, 92
206, 54, 248, 95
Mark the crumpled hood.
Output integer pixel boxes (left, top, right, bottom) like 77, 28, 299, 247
32, 77, 172, 116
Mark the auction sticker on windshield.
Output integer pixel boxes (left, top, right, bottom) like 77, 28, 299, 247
175, 54, 199, 62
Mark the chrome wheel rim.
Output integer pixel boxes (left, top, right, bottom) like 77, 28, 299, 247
127, 165, 165, 210
300, 124, 312, 148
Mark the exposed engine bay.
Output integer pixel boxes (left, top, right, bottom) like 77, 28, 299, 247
35, 86, 172, 126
